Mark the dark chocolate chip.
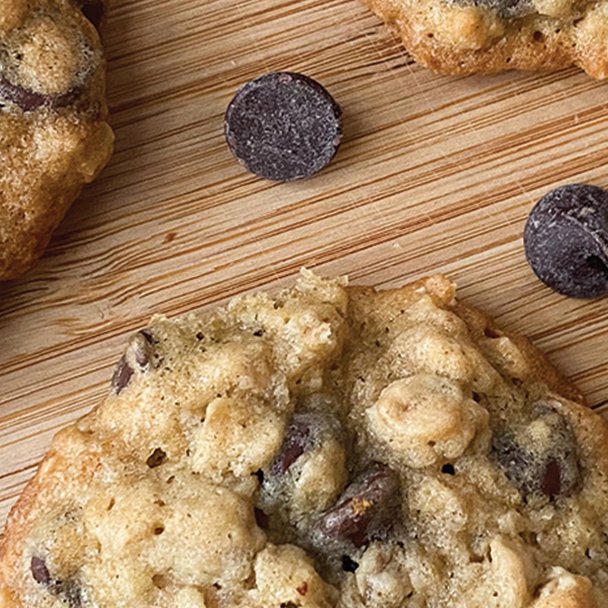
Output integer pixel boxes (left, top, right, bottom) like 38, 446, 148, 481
77, 0, 106, 30
541, 459, 562, 498
30, 557, 82, 607
0, 78, 79, 112
341, 554, 359, 572
524, 184, 608, 298
493, 406, 579, 500
254, 507, 269, 529
224, 72, 342, 182
111, 330, 156, 394
111, 356, 133, 394
140, 329, 154, 343
318, 462, 400, 547
31, 556, 51, 585
270, 414, 314, 475
146, 448, 167, 468
441, 463, 456, 475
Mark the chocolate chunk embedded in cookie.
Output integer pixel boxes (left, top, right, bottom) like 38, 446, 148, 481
0, 0, 113, 280
361, 0, 608, 78
1, 271, 608, 607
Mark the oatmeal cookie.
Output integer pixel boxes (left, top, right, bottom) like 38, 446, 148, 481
1, 271, 607, 607
362, 0, 608, 78
0, 0, 113, 281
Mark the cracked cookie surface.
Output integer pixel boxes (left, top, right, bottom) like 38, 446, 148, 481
1, 271, 607, 607
361, 0, 608, 78
0, 0, 113, 280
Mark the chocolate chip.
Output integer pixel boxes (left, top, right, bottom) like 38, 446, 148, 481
318, 462, 400, 547
341, 554, 359, 572
541, 459, 562, 498
146, 448, 167, 468
30, 557, 82, 607
270, 414, 314, 475
31, 556, 51, 585
77, 0, 106, 30
493, 406, 580, 500
441, 463, 456, 475
524, 184, 608, 298
225, 72, 342, 181
111, 356, 133, 394
254, 507, 269, 529
111, 330, 156, 394
0, 78, 81, 112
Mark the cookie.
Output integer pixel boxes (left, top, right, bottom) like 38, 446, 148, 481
1, 271, 607, 608
225, 72, 343, 182
361, 0, 608, 78
0, 0, 114, 281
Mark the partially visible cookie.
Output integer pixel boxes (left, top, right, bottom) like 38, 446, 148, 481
1, 271, 608, 607
0, 0, 113, 281
361, 0, 608, 78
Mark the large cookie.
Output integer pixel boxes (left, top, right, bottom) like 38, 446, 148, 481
1, 272, 607, 607
362, 0, 608, 78
0, 0, 113, 281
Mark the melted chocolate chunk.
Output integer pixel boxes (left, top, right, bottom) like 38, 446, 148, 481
0, 79, 79, 112
524, 184, 608, 298
493, 406, 580, 500
318, 462, 400, 547
225, 72, 342, 181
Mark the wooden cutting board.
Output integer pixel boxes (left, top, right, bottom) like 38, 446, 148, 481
0, 0, 607, 526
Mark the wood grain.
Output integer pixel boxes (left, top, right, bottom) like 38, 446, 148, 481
0, 0, 607, 525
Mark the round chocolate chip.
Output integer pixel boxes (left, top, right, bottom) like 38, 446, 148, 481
318, 462, 400, 547
224, 72, 342, 181
524, 184, 608, 298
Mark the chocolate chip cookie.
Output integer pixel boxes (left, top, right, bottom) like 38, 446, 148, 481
1, 272, 607, 607
362, 0, 608, 78
0, 0, 113, 281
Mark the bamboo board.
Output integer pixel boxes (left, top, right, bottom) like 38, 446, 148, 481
0, 0, 607, 526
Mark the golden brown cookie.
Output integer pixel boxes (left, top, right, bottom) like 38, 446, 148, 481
0, 0, 113, 281
1, 272, 607, 607
362, 0, 608, 78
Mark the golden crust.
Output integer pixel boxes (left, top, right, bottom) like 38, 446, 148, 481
0, 0, 113, 281
361, 0, 608, 78
1, 273, 606, 607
